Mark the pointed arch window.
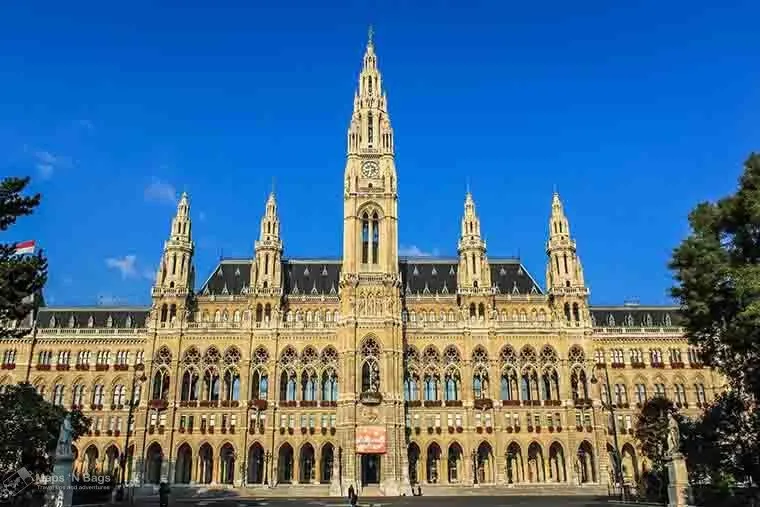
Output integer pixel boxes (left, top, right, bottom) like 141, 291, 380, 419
361, 212, 369, 264
371, 212, 379, 264
367, 112, 374, 144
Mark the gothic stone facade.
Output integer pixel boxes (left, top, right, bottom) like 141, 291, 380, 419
0, 35, 721, 495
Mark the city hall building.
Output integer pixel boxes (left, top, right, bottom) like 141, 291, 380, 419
0, 34, 721, 496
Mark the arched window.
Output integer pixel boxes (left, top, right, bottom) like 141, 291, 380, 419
251, 369, 269, 400
360, 338, 381, 393
371, 212, 379, 264
361, 213, 370, 264
444, 371, 460, 401
152, 369, 170, 400
368, 112, 374, 144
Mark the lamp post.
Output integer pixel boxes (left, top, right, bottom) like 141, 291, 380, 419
263, 451, 272, 486
590, 363, 626, 502
119, 370, 146, 502
471, 449, 478, 485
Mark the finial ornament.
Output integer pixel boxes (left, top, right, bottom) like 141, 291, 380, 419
271, 176, 276, 196
368, 25, 374, 45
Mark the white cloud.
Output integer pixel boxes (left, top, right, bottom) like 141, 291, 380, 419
32, 150, 71, 178
105, 255, 138, 279
106, 255, 157, 282
142, 268, 156, 282
144, 179, 177, 204
399, 245, 440, 257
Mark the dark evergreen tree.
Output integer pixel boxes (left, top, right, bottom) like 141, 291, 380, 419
0, 176, 47, 339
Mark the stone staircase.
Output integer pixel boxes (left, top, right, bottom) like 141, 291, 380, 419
242, 484, 331, 497
417, 483, 608, 497
136, 482, 608, 498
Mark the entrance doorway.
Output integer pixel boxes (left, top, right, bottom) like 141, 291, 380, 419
360, 454, 381, 485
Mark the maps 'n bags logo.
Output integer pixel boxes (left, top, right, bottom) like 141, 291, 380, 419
2, 467, 35, 498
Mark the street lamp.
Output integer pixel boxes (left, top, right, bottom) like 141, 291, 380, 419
119, 371, 146, 502
471, 450, 478, 485
263, 451, 272, 486
590, 363, 626, 502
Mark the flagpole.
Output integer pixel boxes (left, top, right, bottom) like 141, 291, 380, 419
24, 293, 41, 384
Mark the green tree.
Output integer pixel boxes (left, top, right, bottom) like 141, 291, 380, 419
0, 383, 89, 478
0, 176, 47, 339
670, 152, 760, 484
634, 396, 679, 470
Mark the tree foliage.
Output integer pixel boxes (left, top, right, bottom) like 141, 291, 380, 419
0, 383, 89, 478
634, 396, 679, 471
670, 152, 760, 485
670, 153, 760, 398
681, 391, 760, 485
0, 176, 47, 339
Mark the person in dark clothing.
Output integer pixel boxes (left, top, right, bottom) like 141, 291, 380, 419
347, 485, 355, 500
158, 482, 170, 507
349, 491, 358, 506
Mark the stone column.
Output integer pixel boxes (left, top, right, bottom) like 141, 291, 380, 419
666, 454, 693, 507
44, 417, 75, 507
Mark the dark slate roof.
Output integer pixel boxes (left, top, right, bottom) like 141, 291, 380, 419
197, 257, 543, 297
400, 257, 542, 296
284, 260, 341, 296
490, 261, 542, 295
36, 307, 151, 329
199, 259, 251, 296
589, 306, 683, 328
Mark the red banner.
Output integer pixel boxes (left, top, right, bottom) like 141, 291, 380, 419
356, 426, 387, 454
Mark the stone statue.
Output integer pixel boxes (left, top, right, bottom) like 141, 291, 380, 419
666, 412, 680, 457
45, 416, 75, 507
56, 415, 73, 458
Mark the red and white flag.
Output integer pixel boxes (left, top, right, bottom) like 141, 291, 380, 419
14, 240, 35, 255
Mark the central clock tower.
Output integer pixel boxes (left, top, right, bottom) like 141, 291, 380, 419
342, 28, 398, 274
337, 29, 408, 497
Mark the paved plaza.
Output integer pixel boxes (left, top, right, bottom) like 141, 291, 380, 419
128, 495, 619, 507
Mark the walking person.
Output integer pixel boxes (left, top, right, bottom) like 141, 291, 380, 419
158, 482, 170, 507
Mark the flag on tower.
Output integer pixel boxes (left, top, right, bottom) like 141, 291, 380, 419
14, 240, 36, 255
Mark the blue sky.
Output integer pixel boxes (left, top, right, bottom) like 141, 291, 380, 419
2, 1, 758, 307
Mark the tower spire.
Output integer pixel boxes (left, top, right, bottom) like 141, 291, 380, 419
153, 191, 195, 325
346, 27, 394, 156
252, 191, 283, 294
342, 28, 399, 276
545, 192, 588, 324
457, 191, 491, 292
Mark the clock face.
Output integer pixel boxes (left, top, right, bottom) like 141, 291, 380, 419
361, 161, 380, 178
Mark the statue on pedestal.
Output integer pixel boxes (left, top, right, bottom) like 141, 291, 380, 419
45, 415, 75, 507
666, 412, 681, 458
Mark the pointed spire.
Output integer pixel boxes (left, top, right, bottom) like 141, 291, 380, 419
155, 190, 194, 292
457, 190, 490, 292
253, 190, 283, 293
545, 191, 585, 291
368, 24, 374, 46
549, 191, 570, 239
